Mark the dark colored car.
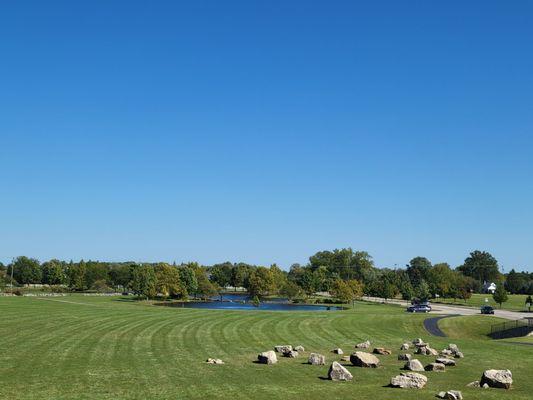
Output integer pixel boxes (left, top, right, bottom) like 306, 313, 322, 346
407, 304, 431, 313
481, 305, 495, 314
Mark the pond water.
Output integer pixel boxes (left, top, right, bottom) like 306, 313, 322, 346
179, 302, 342, 311
158, 294, 343, 311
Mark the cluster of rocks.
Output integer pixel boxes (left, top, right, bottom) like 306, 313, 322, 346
412, 338, 439, 356
251, 337, 513, 392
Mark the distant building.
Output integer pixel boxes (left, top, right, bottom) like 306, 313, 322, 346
483, 281, 497, 294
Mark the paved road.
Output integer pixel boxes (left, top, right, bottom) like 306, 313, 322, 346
362, 296, 526, 321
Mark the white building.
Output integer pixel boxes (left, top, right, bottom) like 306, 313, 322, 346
483, 281, 497, 294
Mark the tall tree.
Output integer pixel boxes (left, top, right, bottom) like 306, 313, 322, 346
247, 267, 274, 298
10, 256, 42, 285
41, 259, 66, 285
178, 265, 198, 295
406, 257, 432, 287
458, 250, 500, 283
130, 264, 157, 299
154, 263, 186, 298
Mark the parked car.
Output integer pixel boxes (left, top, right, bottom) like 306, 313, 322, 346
481, 305, 495, 314
407, 304, 431, 313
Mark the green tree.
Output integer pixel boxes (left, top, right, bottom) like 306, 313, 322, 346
407, 257, 432, 287
269, 264, 287, 294
280, 281, 303, 300
247, 267, 274, 298
10, 256, 42, 285
154, 263, 186, 299
130, 264, 157, 299
416, 280, 431, 302
458, 250, 500, 284
526, 295, 533, 312
41, 259, 66, 285
194, 267, 218, 299
492, 284, 508, 308
230, 264, 249, 290
209, 263, 233, 288
67, 260, 87, 291
178, 265, 198, 295
108, 264, 133, 291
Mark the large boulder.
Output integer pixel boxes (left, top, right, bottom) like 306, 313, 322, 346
356, 340, 371, 349
258, 351, 277, 364
328, 361, 353, 381
454, 351, 464, 359
404, 359, 424, 372
308, 353, 326, 365
274, 345, 293, 353
294, 345, 305, 352
480, 369, 513, 389
436, 358, 456, 367
390, 372, 428, 389
425, 362, 445, 372
398, 353, 412, 361
400, 343, 410, 350
373, 347, 392, 355
350, 351, 380, 368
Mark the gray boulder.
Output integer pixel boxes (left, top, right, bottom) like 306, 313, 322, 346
454, 351, 464, 359
350, 351, 380, 368
308, 353, 326, 365
425, 362, 445, 372
294, 345, 305, 352
328, 361, 353, 381
373, 347, 392, 355
356, 340, 371, 349
404, 359, 424, 372
274, 345, 293, 353
480, 369, 513, 389
436, 358, 456, 366
283, 350, 299, 358
390, 372, 428, 389
332, 348, 344, 355
400, 343, 410, 350
258, 350, 277, 364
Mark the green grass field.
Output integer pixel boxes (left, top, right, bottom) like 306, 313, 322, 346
432, 293, 533, 312
1, 295, 532, 400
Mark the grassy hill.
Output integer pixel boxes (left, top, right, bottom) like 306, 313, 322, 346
1, 295, 531, 399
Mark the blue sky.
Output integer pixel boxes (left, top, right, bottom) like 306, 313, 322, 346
1, 1, 532, 270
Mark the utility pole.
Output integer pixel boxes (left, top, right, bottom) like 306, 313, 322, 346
10, 263, 14, 294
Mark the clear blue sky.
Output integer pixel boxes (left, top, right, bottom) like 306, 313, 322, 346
1, 1, 532, 270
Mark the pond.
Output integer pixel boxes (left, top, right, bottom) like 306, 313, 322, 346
157, 294, 344, 311
179, 302, 343, 311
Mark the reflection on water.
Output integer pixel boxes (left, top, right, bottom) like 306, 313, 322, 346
157, 293, 343, 311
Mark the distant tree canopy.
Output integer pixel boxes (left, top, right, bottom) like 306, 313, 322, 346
3, 248, 529, 305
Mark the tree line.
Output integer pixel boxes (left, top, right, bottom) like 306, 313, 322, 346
0, 249, 529, 302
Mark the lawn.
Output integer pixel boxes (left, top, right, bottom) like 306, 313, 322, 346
1, 295, 532, 400
432, 293, 533, 312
